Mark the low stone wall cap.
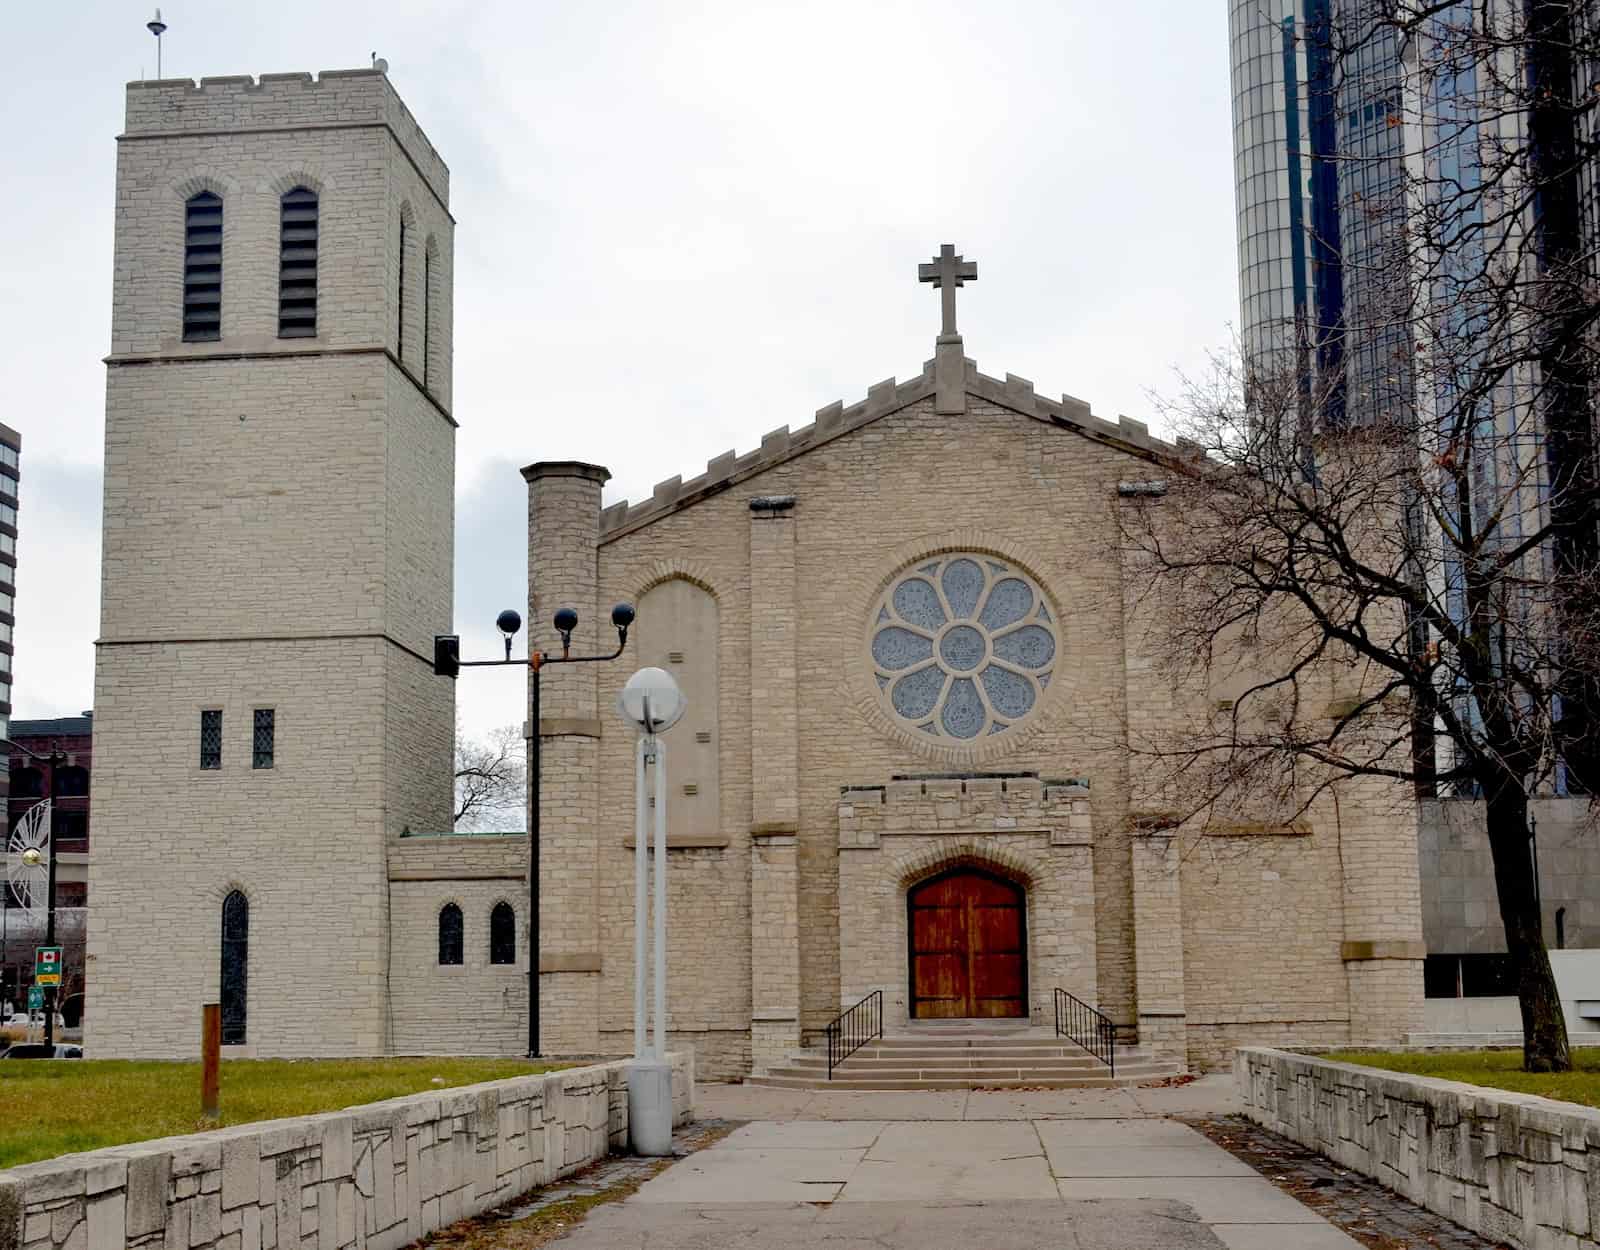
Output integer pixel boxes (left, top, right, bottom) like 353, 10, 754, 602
521, 460, 612, 484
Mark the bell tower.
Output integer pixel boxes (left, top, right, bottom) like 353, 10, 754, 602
88, 69, 456, 1056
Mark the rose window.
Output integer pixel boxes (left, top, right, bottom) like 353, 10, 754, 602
870, 554, 1057, 740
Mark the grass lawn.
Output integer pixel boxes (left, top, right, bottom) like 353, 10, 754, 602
1322, 1047, 1600, 1109
0, 1057, 566, 1169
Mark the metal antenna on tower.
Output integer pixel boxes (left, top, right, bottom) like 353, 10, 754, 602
147, 9, 167, 78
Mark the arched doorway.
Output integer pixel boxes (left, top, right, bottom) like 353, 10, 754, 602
907, 868, 1026, 1019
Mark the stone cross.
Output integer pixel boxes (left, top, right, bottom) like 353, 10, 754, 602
918, 244, 978, 339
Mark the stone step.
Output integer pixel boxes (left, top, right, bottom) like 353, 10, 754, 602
786, 1054, 1157, 1072
747, 1071, 1178, 1091
833, 1044, 1151, 1060
774, 1068, 1173, 1083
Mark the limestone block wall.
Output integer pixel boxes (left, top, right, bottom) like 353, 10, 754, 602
387, 836, 529, 1056
589, 396, 1143, 1073
1179, 826, 1355, 1069
837, 778, 1097, 1029
0, 1055, 692, 1250
88, 640, 394, 1058
1237, 1046, 1599, 1250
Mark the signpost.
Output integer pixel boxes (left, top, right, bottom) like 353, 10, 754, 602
26, 985, 42, 1012
34, 946, 61, 987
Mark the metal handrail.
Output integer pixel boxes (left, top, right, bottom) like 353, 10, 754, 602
824, 990, 883, 1078
1053, 987, 1115, 1077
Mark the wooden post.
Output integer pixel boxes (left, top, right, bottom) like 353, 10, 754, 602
201, 1003, 220, 1120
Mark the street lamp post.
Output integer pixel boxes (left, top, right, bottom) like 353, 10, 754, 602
2, 737, 64, 1045
615, 666, 685, 1157
435, 601, 634, 1058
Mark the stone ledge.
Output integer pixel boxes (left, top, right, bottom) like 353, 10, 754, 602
1236, 1046, 1595, 1250
536, 717, 603, 738
0, 1053, 693, 1250
539, 952, 603, 972
1339, 940, 1427, 962
620, 834, 731, 850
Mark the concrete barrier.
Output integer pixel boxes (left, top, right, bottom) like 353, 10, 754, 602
1237, 1045, 1600, 1249
0, 1052, 693, 1250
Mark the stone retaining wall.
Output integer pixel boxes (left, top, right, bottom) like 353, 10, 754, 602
1237, 1045, 1600, 1249
0, 1053, 693, 1250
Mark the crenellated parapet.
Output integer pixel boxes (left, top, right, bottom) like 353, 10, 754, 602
598, 354, 1183, 543
123, 69, 449, 205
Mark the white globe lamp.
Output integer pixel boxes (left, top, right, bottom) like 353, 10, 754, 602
615, 666, 686, 734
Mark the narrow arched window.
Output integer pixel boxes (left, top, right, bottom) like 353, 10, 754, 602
1557, 907, 1568, 950
438, 903, 463, 965
278, 187, 318, 337
183, 192, 223, 342
397, 212, 408, 359
220, 891, 248, 1044
490, 902, 515, 965
423, 248, 431, 387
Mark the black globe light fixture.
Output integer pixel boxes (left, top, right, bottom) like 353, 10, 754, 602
434, 602, 635, 1056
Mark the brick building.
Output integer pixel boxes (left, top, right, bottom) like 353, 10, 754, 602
4, 714, 91, 1012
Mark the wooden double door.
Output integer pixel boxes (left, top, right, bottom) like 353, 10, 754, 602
908, 868, 1027, 1019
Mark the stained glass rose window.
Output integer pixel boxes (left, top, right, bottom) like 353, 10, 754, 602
870, 554, 1057, 740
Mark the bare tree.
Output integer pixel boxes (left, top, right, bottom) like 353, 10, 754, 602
1138, 0, 1600, 1072
453, 723, 526, 831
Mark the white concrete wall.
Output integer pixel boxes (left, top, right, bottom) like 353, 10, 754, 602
0, 1054, 692, 1250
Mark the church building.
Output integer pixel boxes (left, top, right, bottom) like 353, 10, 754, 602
86, 68, 1426, 1076
525, 254, 1428, 1078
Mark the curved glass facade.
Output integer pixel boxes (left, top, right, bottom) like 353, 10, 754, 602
1229, 0, 1311, 373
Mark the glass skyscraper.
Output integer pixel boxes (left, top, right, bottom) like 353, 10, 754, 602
1228, 0, 1411, 427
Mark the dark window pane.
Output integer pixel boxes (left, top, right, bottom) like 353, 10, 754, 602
438, 903, 463, 966
489, 902, 515, 965
200, 710, 222, 770
184, 192, 223, 342
253, 709, 275, 770
54, 766, 88, 797
221, 891, 248, 1045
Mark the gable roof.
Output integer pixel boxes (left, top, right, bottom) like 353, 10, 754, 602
598, 353, 1183, 543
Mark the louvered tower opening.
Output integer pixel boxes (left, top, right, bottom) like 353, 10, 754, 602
278, 187, 319, 337
182, 192, 222, 342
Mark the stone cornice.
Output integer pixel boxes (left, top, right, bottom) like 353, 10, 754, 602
596, 355, 1183, 545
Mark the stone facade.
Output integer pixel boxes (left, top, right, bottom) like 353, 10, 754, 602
89, 70, 457, 1058
0, 1055, 692, 1250
524, 336, 1428, 1078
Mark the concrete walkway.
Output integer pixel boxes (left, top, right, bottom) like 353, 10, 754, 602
552, 1078, 1364, 1248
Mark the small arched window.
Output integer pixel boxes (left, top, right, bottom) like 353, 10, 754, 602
9, 767, 41, 798
489, 902, 515, 965
183, 192, 223, 342
220, 890, 248, 1045
438, 903, 463, 966
278, 187, 318, 338
53, 766, 89, 797
1557, 906, 1568, 950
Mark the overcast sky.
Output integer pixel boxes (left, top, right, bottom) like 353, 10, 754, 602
0, 0, 1236, 758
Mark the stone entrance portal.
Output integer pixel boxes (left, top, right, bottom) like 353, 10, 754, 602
908, 868, 1026, 1018
837, 776, 1097, 1028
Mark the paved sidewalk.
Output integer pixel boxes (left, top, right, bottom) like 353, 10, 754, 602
551, 1077, 1363, 1249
